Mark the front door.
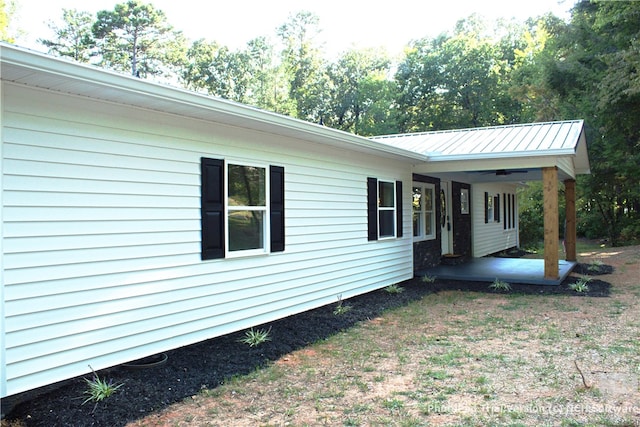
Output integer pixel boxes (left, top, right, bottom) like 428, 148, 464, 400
440, 181, 453, 255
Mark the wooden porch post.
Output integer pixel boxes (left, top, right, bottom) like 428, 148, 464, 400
564, 179, 577, 262
543, 167, 559, 279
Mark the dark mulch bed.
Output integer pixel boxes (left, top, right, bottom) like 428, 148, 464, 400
572, 262, 615, 276
3, 263, 611, 427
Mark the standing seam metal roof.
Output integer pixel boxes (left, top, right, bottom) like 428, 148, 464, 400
372, 120, 585, 158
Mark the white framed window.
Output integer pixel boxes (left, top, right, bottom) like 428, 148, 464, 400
201, 158, 285, 260
484, 192, 501, 223
412, 183, 435, 240
378, 180, 396, 239
367, 177, 402, 241
485, 192, 494, 223
227, 163, 268, 255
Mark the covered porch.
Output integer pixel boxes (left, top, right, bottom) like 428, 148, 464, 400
374, 120, 591, 283
416, 257, 577, 286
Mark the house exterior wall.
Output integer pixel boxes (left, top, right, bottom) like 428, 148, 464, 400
1, 82, 413, 397
471, 182, 519, 257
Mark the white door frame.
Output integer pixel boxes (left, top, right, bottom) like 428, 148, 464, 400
440, 181, 453, 255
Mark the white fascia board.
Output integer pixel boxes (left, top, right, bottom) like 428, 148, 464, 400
0, 43, 427, 163
573, 129, 591, 174
426, 148, 578, 163
417, 155, 564, 175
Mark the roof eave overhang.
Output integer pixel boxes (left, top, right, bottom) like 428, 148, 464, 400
573, 127, 591, 175
416, 138, 591, 179
426, 148, 578, 163
0, 43, 428, 163
414, 152, 582, 181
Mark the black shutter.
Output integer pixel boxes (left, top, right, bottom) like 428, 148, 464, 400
503, 193, 507, 230
494, 195, 500, 222
270, 165, 285, 252
201, 158, 225, 260
511, 194, 516, 229
484, 192, 489, 223
395, 181, 403, 238
367, 177, 378, 241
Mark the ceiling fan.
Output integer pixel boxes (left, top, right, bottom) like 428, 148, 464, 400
483, 169, 529, 176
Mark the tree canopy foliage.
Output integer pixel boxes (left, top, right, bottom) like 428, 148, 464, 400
547, 1, 640, 245
0, 0, 17, 42
10, 0, 639, 244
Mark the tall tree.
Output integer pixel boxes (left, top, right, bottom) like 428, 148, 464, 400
507, 14, 566, 122
0, 0, 16, 42
92, 0, 185, 78
39, 9, 95, 62
181, 39, 252, 103
395, 15, 517, 132
277, 11, 327, 122
244, 36, 292, 113
545, 0, 640, 244
324, 48, 395, 135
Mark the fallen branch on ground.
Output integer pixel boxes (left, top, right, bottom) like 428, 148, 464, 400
574, 360, 591, 389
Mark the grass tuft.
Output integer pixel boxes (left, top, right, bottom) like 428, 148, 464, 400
489, 278, 511, 292
421, 275, 436, 284
333, 294, 353, 315
384, 284, 404, 294
588, 260, 603, 273
82, 367, 124, 405
239, 327, 272, 347
569, 276, 591, 293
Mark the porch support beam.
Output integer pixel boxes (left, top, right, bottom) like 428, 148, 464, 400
564, 179, 577, 262
543, 167, 559, 280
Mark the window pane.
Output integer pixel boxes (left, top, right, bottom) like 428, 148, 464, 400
228, 165, 266, 207
424, 212, 433, 236
424, 188, 432, 210
379, 210, 394, 237
228, 210, 264, 251
379, 181, 395, 207
413, 212, 421, 237
412, 187, 422, 211
460, 189, 469, 214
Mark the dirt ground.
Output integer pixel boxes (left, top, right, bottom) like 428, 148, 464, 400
3, 243, 639, 426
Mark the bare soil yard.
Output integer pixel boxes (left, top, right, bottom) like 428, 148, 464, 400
3, 243, 639, 426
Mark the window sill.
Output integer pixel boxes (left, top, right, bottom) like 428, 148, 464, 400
226, 249, 269, 259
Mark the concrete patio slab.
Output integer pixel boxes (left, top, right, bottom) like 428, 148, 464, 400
416, 257, 577, 285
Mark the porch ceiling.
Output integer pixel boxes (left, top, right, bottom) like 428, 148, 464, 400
414, 166, 572, 184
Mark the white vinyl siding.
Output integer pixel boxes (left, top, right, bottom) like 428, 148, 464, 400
1, 83, 412, 397
472, 183, 519, 257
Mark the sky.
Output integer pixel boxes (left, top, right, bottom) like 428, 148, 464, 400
10, 0, 575, 58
